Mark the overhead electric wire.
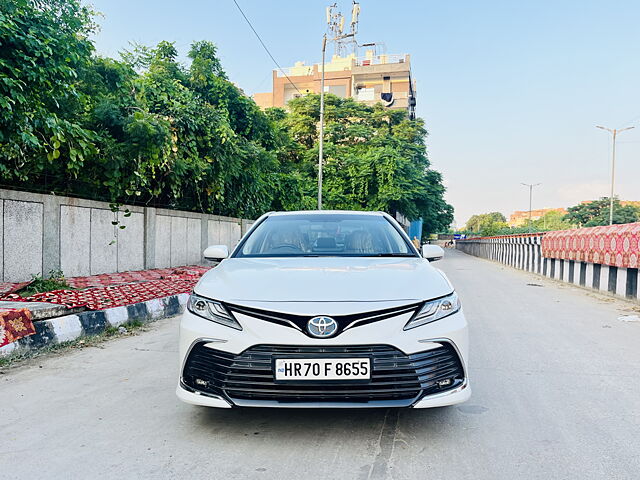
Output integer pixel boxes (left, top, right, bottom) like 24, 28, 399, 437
231, 0, 302, 95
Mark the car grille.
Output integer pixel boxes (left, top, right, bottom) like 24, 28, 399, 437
181, 343, 465, 406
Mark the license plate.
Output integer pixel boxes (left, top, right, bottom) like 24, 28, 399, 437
274, 358, 371, 381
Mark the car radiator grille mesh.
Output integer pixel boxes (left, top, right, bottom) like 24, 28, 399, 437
182, 343, 465, 405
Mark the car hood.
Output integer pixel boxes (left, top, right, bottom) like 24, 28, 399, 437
194, 257, 453, 304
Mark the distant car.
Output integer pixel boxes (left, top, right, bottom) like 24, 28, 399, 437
177, 210, 470, 408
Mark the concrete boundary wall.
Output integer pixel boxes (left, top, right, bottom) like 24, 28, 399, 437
456, 235, 640, 302
0, 189, 254, 282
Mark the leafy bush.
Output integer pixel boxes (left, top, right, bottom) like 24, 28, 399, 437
20, 270, 72, 297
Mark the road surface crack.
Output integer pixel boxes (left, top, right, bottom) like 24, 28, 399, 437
365, 408, 401, 480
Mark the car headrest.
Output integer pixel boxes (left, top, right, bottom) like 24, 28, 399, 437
316, 237, 337, 249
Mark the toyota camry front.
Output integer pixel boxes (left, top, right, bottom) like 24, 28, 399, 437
177, 211, 470, 408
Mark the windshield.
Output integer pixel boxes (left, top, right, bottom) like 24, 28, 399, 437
235, 214, 417, 258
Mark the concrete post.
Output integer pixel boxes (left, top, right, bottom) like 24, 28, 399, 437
144, 207, 156, 270
200, 216, 209, 263
42, 194, 62, 276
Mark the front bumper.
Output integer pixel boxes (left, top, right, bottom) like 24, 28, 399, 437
176, 380, 471, 409
177, 306, 470, 409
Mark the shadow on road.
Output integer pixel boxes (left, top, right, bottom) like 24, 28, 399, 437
188, 404, 463, 439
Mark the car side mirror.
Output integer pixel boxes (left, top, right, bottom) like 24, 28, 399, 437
421, 244, 444, 262
203, 245, 229, 261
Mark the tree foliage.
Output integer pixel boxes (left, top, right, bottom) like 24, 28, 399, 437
564, 198, 639, 227
279, 94, 453, 231
462, 199, 640, 238
533, 210, 574, 231
1, 0, 453, 230
462, 209, 578, 236
464, 212, 508, 236
0, 0, 97, 179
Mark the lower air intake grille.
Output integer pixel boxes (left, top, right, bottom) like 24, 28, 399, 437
182, 343, 465, 405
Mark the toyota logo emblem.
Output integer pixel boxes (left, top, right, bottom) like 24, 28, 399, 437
307, 316, 338, 338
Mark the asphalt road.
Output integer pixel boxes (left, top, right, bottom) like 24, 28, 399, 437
2, 249, 640, 480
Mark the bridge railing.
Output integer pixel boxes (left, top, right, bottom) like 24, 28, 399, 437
456, 224, 640, 302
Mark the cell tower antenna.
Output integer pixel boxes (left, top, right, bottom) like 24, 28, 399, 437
351, 1, 360, 33
326, 1, 360, 56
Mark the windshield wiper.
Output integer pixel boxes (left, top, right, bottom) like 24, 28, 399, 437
370, 253, 416, 257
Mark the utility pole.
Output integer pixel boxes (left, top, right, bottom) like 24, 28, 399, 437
318, 3, 360, 209
521, 183, 541, 233
318, 34, 327, 210
596, 125, 634, 225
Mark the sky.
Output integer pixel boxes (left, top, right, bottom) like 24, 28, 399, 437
87, 0, 640, 228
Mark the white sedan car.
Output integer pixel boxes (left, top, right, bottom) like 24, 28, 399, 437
177, 210, 470, 408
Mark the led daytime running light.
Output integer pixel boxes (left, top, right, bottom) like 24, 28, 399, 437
404, 292, 461, 330
187, 294, 242, 330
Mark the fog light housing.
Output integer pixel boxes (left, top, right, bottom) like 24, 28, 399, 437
437, 378, 453, 388
195, 378, 208, 386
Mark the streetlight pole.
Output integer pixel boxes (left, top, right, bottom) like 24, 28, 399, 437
596, 125, 634, 225
318, 34, 327, 210
521, 183, 541, 233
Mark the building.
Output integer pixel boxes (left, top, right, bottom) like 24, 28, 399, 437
508, 208, 567, 227
253, 50, 417, 119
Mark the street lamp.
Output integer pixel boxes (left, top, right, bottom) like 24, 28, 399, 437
596, 125, 635, 225
521, 183, 541, 233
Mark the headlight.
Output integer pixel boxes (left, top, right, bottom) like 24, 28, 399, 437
187, 294, 242, 330
404, 292, 461, 330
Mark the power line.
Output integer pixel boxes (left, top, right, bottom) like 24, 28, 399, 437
231, 0, 302, 95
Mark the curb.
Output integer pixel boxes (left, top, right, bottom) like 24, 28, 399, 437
0, 293, 189, 356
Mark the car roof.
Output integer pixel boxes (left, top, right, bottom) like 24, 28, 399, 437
267, 210, 386, 217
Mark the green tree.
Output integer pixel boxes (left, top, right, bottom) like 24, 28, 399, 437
281, 94, 453, 232
532, 210, 574, 231
464, 212, 508, 236
0, 3, 454, 230
0, 0, 97, 182
184, 40, 284, 217
564, 198, 639, 227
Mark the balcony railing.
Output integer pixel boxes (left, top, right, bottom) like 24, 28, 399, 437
354, 54, 408, 67
276, 54, 410, 77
